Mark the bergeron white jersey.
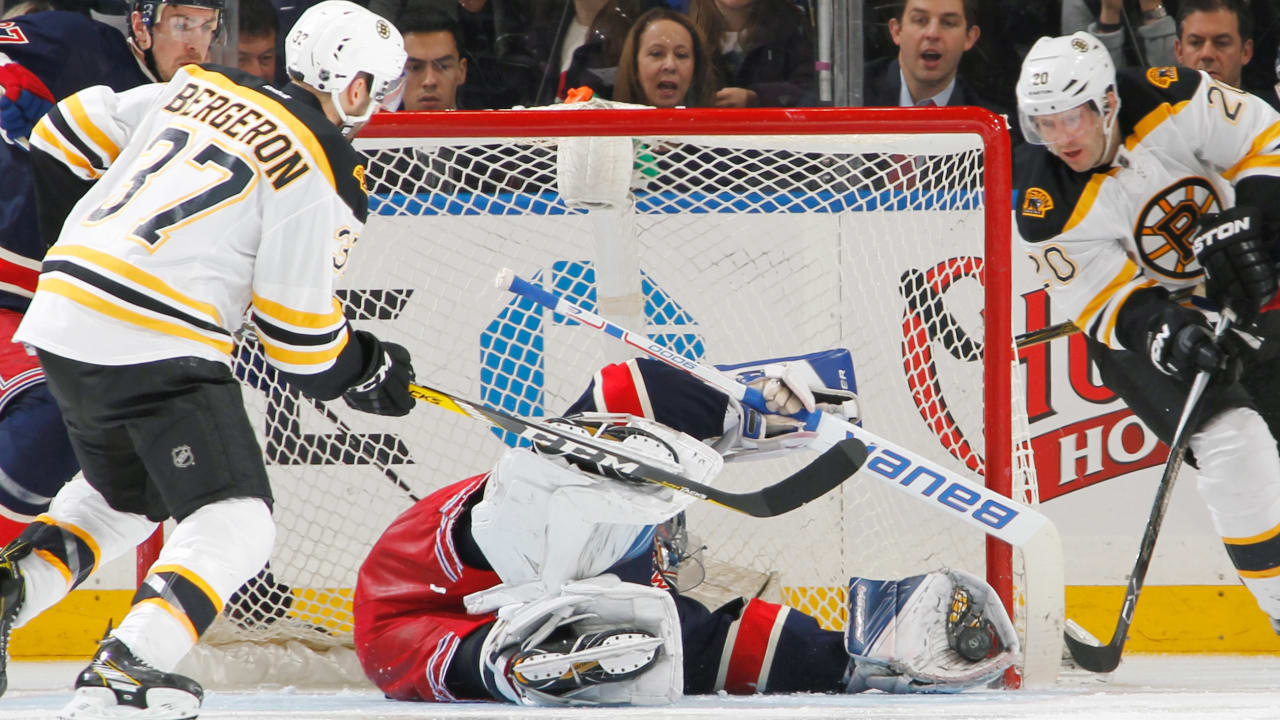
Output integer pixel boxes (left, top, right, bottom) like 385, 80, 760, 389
1015, 67, 1280, 350
16, 64, 368, 380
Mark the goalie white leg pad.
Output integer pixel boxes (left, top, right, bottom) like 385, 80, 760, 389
1192, 407, 1280, 617
845, 569, 1018, 693
479, 574, 682, 706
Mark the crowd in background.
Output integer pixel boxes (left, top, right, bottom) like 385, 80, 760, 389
4, 0, 1278, 123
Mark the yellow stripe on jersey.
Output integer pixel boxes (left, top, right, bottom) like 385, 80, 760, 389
36, 276, 234, 356
186, 66, 335, 191
47, 245, 225, 327
65, 92, 121, 163
1238, 565, 1280, 579
1063, 167, 1122, 234
31, 120, 98, 178
1124, 100, 1191, 152
251, 293, 345, 331
1222, 120, 1280, 180
256, 331, 349, 367
1100, 278, 1159, 347
33, 549, 72, 586
34, 513, 100, 576
150, 563, 224, 611
1075, 258, 1141, 338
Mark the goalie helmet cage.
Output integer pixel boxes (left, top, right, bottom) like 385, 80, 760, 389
140, 105, 1061, 689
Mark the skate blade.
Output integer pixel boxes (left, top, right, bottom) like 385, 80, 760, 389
59, 686, 200, 720
515, 634, 663, 680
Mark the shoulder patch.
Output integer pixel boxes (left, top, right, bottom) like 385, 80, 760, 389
353, 164, 368, 195
1021, 187, 1054, 218
1145, 66, 1179, 89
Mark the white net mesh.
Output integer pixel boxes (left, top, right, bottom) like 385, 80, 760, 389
188, 107, 1050, 685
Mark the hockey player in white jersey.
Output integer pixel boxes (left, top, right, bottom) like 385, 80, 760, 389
1015, 32, 1280, 635
0, 2, 411, 718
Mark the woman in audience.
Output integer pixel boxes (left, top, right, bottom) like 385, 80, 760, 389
613, 7, 715, 107
688, 0, 814, 107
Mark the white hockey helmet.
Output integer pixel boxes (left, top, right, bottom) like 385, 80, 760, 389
285, 0, 407, 136
1016, 32, 1119, 147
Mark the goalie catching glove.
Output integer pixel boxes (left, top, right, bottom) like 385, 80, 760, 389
342, 330, 415, 416
844, 569, 1018, 693
478, 574, 683, 706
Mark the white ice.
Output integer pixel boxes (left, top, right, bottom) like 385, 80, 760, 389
2, 655, 1279, 719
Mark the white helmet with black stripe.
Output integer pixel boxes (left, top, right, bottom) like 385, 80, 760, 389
285, 0, 407, 136
1016, 32, 1120, 149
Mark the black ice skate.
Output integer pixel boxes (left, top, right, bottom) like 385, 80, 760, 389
59, 637, 203, 720
509, 628, 663, 696
0, 540, 28, 698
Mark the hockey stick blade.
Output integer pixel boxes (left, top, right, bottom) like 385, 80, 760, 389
1061, 313, 1229, 673
407, 382, 867, 517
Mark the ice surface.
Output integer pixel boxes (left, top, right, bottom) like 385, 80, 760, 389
3, 655, 1279, 719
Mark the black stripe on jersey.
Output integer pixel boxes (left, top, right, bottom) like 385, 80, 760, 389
251, 310, 347, 347
196, 65, 369, 222
45, 105, 107, 172
20, 518, 96, 589
42, 260, 232, 339
1224, 533, 1280, 574
133, 569, 220, 637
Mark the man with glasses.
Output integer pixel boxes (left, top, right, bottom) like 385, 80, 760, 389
1015, 32, 1280, 640
0, 0, 222, 551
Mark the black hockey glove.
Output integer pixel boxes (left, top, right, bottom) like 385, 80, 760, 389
1192, 206, 1278, 322
342, 330, 415, 417
1145, 304, 1233, 383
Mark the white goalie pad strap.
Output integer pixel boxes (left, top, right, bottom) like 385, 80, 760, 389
846, 569, 1018, 693
557, 135, 635, 209
471, 423, 722, 590
479, 574, 683, 706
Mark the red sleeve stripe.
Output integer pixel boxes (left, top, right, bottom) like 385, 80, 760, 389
592, 359, 655, 418
715, 598, 791, 694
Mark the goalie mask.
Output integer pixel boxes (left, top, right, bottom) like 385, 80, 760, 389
470, 415, 723, 591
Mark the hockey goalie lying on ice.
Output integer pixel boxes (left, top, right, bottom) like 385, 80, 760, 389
352, 352, 1019, 705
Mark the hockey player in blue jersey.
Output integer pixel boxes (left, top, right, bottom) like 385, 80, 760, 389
0, 0, 222, 542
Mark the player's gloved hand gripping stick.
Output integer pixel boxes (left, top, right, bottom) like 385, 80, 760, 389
495, 268, 1055, 550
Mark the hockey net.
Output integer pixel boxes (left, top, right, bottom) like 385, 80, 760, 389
174, 105, 1062, 688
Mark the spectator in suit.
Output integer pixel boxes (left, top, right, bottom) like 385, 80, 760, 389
686, 0, 815, 107
1174, 0, 1280, 111
613, 7, 715, 107
862, 0, 1000, 112
238, 0, 279, 82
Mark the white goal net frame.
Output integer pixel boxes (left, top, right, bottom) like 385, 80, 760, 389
143, 105, 1062, 690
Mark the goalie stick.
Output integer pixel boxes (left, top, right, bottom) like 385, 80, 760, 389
1063, 312, 1232, 673
406, 381, 867, 518
495, 268, 1055, 549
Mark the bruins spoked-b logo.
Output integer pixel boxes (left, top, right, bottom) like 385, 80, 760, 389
1134, 177, 1221, 279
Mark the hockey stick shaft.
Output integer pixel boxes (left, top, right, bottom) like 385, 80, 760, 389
1016, 288, 1195, 349
495, 268, 1052, 547
1063, 313, 1231, 672
407, 381, 866, 517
